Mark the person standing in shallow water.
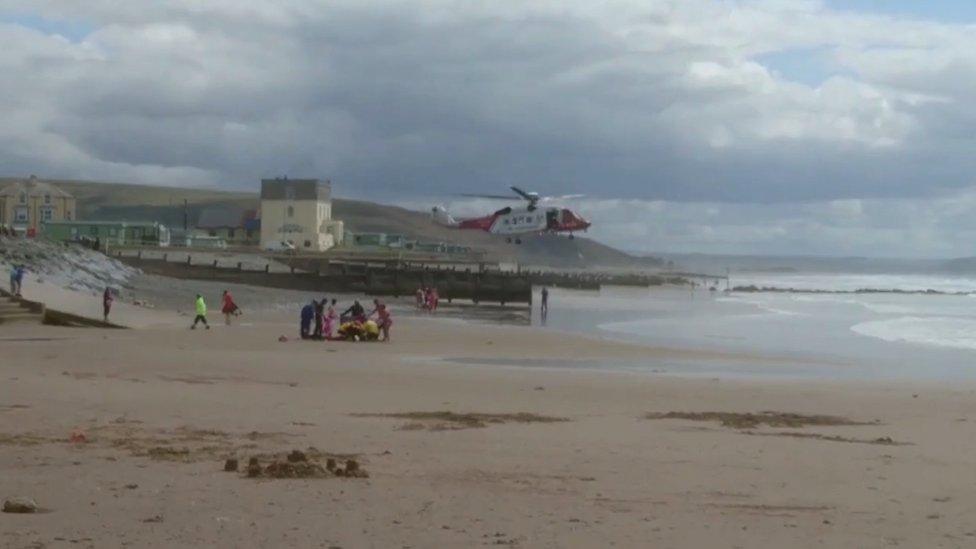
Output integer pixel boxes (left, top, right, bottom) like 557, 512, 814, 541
191, 294, 210, 330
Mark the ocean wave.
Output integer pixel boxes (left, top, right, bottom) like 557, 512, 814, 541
851, 316, 976, 350
717, 296, 806, 317
733, 273, 976, 294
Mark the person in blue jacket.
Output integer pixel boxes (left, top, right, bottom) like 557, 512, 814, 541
300, 301, 315, 339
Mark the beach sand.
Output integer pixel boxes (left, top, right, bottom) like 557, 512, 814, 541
2, 284, 976, 548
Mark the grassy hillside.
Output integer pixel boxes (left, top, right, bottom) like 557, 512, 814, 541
9, 178, 659, 268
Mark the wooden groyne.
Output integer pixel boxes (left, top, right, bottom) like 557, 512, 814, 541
114, 250, 707, 305
117, 254, 533, 305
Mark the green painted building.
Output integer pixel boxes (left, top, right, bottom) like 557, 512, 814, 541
41, 221, 170, 247
345, 231, 408, 248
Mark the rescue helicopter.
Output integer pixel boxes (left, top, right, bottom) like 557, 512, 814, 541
431, 186, 591, 244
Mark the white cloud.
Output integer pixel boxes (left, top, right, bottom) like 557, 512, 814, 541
1, 0, 976, 254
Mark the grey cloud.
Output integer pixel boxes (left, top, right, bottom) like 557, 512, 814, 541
2, 0, 976, 253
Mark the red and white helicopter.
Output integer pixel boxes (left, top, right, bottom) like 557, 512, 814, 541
431, 186, 591, 244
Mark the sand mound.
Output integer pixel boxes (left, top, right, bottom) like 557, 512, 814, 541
644, 411, 874, 429
241, 450, 368, 479
352, 411, 569, 431
743, 431, 910, 446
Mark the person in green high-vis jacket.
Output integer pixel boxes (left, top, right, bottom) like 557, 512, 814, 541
191, 294, 210, 330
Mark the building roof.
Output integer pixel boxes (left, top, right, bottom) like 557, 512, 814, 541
196, 207, 258, 229
0, 176, 73, 199
42, 220, 163, 227
260, 178, 331, 201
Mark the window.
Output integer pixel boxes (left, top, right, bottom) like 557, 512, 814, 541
41, 208, 53, 222
19, 192, 26, 204
108, 228, 117, 237
44, 194, 51, 205
65, 210, 72, 220
304, 240, 311, 248
287, 206, 294, 218
14, 207, 27, 222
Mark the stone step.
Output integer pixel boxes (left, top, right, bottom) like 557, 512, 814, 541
0, 312, 43, 324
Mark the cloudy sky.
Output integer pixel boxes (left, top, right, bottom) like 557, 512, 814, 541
2, 1, 976, 257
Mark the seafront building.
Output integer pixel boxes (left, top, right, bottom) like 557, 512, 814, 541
259, 177, 344, 252
0, 175, 76, 233
195, 207, 260, 246
41, 220, 170, 247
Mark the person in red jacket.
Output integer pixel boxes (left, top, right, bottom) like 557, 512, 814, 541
221, 290, 241, 326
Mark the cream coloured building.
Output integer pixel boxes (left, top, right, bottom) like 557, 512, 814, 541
259, 178, 344, 252
0, 175, 77, 232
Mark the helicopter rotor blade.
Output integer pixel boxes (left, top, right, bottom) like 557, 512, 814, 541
457, 193, 521, 200
540, 194, 586, 202
509, 186, 537, 201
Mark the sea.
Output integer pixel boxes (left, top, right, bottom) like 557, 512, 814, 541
529, 273, 976, 381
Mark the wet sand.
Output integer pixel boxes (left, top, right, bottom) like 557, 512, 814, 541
2, 283, 976, 548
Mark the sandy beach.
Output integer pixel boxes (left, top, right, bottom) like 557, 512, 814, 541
3, 282, 976, 549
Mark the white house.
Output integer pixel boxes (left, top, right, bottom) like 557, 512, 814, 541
259, 177, 344, 252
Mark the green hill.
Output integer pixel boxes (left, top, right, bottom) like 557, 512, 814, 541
7, 178, 659, 269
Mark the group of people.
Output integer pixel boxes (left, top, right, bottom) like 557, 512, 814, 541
300, 297, 393, 342
182, 290, 391, 342
415, 286, 440, 312
190, 290, 242, 330
8, 264, 25, 296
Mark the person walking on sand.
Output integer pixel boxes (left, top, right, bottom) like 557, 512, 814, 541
221, 290, 240, 326
9, 264, 17, 295
191, 294, 210, 330
103, 287, 113, 322
540, 287, 549, 319
13, 265, 25, 296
